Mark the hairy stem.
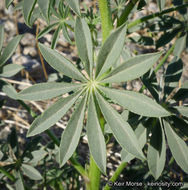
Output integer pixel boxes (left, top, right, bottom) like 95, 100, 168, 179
117, 0, 139, 27
103, 162, 127, 190
98, 0, 113, 42
127, 3, 188, 29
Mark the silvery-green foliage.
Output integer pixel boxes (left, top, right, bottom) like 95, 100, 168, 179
0, 25, 23, 97
16, 17, 172, 173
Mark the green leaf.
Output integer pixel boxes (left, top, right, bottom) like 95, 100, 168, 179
96, 24, 127, 78
59, 96, 86, 166
0, 64, 23, 77
121, 123, 146, 162
171, 116, 188, 137
17, 82, 82, 101
27, 91, 82, 137
164, 120, 188, 174
1, 81, 18, 99
157, 0, 165, 11
37, 22, 59, 39
156, 27, 182, 48
38, 43, 86, 82
65, 0, 81, 16
99, 86, 170, 117
86, 93, 106, 174
0, 24, 4, 53
23, 0, 37, 27
0, 35, 22, 67
147, 120, 166, 179
38, 0, 51, 23
62, 23, 72, 44
51, 24, 62, 49
173, 35, 186, 58
28, 149, 47, 165
14, 171, 24, 190
101, 52, 161, 83
174, 106, 188, 118
21, 164, 42, 180
75, 17, 93, 76
95, 91, 145, 160
5, 0, 13, 9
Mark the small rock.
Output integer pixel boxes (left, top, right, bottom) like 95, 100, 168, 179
45, 34, 52, 43
4, 21, 15, 34
0, 126, 11, 141
12, 54, 29, 65
21, 33, 36, 46
23, 46, 37, 57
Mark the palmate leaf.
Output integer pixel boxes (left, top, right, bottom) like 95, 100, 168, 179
86, 93, 106, 174
75, 17, 93, 76
147, 119, 166, 180
164, 120, 188, 174
62, 23, 72, 44
98, 86, 170, 117
38, 43, 86, 82
173, 34, 187, 58
95, 24, 127, 78
121, 123, 146, 162
38, 0, 51, 23
1, 81, 18, 99
65, 0, 81, 16
17, 82, 82, 101
95, 91, 145, 160
157, 0, 165, 11
51, 24, 62, 49
37, 22, 59, 39
14, 171, 24, 190
101, 52, 162, 83
0, 35, 22, 67
0, 64, 23, 77
59, 96, 87, 166
23, 0, 37, 27
21, 164, 42, 180
174, 106, 188, 118
5, 0, 13, 9
0, 24, 4, 53
170, 116, 188, 138
27, 90, 82, 137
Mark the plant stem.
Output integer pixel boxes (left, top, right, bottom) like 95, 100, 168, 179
86, 1, 114, 189
98, 0, 113, 42
117, 0, 139, 27
154, 44, 175, 73
103, 162, 127, 190
17, 100, 88, 179
0, 167, 16, 182
127, 3, 188, 29
87, 156, 101, 190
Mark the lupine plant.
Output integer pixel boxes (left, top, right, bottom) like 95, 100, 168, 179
1, 0, 188, 189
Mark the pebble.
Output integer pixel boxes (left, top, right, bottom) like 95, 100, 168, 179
23, 46, 37, 57
0, 126, 11, 141
21, 33, 36, 46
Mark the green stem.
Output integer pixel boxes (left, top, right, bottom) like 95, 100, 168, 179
127, 3, 188, 29
98, 0, 113, 42
87, 156, 101, 190
154, 44, 175, 73
86, 1, 114, 189
17, 100, 88, 179
117, 0, 139, 27
0, 167, 16, 182
103, 162, 127, 190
